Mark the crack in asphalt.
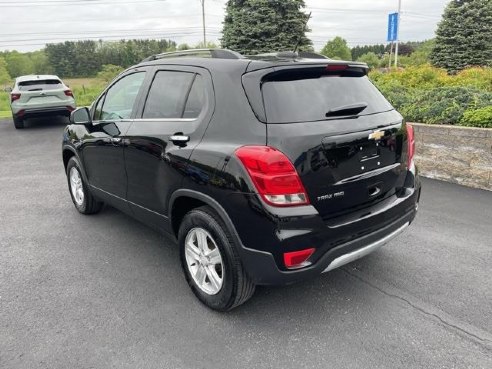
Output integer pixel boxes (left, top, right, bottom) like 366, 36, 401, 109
343, 268, 492, 350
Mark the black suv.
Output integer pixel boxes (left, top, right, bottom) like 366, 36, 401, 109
62, 49, 421, 311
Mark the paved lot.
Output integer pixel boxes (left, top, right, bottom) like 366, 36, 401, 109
0, 117, 491, 369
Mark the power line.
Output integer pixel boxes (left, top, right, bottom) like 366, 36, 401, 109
0, 26, 221, 39
0, 0, 166, 7
0, 30, 222, 46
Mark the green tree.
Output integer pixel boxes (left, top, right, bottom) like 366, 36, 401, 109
357, 52, 380, 69
0, 57, 11, 85
431, 0, 492, 72
321, 36, 352, 60
5, 51, 34, 77
351, 44, 386, 60
30, 51, 53, 75
221, 0, 312, 55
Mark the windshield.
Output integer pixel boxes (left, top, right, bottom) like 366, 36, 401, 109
18, 79, 63, 91
262, 74, 393, 124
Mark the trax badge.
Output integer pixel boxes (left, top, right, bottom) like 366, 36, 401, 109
369, 130, 385, 140
317, 191, 345, 202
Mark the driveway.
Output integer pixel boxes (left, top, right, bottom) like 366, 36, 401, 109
0, 117, 491, 369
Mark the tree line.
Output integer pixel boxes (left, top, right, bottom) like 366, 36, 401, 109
0, 38, 178, 81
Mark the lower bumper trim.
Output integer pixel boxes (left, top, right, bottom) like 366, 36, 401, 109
322, 221, 409, 273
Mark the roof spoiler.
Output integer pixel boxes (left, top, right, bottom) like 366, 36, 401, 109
247, 51, 328, 61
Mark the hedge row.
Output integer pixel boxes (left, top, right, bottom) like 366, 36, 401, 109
370, 65, 492, 128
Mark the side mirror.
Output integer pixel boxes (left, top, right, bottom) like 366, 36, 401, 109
4, 87, 12, 93
70, 107, 92, 125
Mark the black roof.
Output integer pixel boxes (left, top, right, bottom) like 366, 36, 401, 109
136, 48, 368, 74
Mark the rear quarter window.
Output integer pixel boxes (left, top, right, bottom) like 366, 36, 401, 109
261, 70, 393, 124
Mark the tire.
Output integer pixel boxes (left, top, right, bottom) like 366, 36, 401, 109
13, 114, 24, 129
178, 205, 255, 311
66, 157, 103, 215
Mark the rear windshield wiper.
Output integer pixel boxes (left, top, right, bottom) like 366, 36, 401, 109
325, 102, 368, 118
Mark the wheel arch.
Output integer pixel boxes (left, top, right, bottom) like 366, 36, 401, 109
169, 190, 241, 244
62, 146, 77, 170
62, 145, 89, 183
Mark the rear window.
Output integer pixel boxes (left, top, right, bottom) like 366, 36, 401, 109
18, 79, 62, 91
262, 69, 393, 123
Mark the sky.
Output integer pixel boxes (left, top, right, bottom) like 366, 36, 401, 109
0, 0, 450, 52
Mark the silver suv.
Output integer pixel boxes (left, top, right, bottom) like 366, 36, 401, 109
9, 75, 76, 129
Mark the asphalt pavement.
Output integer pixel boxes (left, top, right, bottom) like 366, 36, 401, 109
0, 117, 491, 369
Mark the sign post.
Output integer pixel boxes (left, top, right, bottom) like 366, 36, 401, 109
395, 0, 402, 67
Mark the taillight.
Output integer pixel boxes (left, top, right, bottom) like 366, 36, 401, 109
11, 93, 21, 103
284, 248, 315, 269
235, 146, 309, 207
64, 89, 74, 97
406, 123, 415, 167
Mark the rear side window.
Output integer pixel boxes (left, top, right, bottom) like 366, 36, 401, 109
262, 69, 393, 123
183, 75, 205, 119
18, 79, 62, 91
142, 71, 202, 119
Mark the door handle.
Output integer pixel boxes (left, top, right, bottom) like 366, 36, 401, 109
170, 133, 190, 146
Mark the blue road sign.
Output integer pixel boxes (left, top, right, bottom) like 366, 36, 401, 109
387, 12, 399, 42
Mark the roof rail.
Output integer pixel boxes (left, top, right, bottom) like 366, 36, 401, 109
141, 48, 244, 62
247, 51, 328, 61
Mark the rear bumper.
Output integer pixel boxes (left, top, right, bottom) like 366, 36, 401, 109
13, 105, 76, 118
224, 175, 421, 286
238, 205, 416, 285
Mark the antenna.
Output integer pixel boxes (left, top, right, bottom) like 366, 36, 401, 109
293, 11, 312, 54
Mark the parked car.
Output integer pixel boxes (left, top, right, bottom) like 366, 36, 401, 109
9, 75, 76, 129
62, 49, 421, 311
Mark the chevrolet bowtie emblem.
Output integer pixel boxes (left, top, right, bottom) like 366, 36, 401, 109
368, 130, 385, 140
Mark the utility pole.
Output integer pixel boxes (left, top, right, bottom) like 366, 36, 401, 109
200, 0, 206, 47
394, 0, 401, 67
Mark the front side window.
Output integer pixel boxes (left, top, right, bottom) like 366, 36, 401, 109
99, 72, 146, 121
142, 71, 203, 119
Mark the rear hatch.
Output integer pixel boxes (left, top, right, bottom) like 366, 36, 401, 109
244, 63, 409, 220
16, 78, 71, 108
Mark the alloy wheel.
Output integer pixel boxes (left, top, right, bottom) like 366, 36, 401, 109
184, 227, 224, 295
69, 167, 85, 206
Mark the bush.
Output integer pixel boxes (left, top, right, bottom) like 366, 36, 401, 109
370, 65, 492, 127
357, 52, 380, 69
400, 87, 492, 125
447, 67, 492, 92
460, 106, 492, 128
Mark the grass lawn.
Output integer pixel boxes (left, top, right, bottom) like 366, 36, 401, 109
64, 78, 103, 89
0, 111, 11, 119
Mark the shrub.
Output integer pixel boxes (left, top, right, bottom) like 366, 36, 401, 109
447, 67, 492, 92
357, 52, 380, 69
459, 106, 492, 128
400, 87, 492, 125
